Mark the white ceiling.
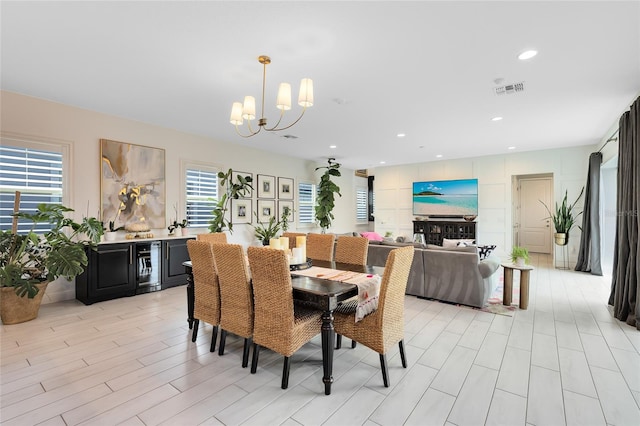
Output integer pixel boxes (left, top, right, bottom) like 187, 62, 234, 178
2, 1, 639, 170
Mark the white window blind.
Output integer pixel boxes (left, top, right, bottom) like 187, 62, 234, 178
298, 181, 316, 224
0, 145, 63, 233
356, 187, 368, 223
185, 168, 218, 228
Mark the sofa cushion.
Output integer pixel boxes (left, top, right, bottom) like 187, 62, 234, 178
442, 238, 476, 248
426, 244, 477, 254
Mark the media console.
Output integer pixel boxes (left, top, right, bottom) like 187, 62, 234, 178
413, 219, 476, 246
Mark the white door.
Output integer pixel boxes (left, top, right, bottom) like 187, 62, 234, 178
518, 178, 552, 254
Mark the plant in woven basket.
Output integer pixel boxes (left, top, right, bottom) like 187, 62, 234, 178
315, 158, 341, 232
208, 169, 253, 233
0, 202, 103, 299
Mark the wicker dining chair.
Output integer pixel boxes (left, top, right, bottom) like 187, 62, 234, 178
197, 232, 228, 244
211, 243, 254, 368
186, 240, 221, 352
334, 235, 369, 265
246, 246, 322, 389
306, 233, 336, 262
333, 245, 414, 387
282, 232, 306, 250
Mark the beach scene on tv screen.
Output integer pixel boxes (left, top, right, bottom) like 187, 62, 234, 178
413, 179, 478, 216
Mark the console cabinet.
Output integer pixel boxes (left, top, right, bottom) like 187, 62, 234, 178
76, 237, 193, 305
413, 220, 476, 246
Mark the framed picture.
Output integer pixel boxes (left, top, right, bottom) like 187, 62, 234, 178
278, 200, 294, 222
232, 170, 253, 198
100, 139, 166, 229
257, 174, 275, 198
231, 198, 252, 224
278, 177, 294, 200
257, 199, 275, 221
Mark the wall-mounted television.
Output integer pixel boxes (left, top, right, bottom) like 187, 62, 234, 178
412, 178, 478, 217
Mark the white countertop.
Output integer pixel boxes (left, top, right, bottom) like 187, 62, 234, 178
99, 234, 195, 245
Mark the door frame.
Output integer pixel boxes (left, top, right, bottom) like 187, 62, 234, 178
512, 173, 554, 252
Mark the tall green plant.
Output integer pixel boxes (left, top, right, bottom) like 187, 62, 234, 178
315, 158, 341, 232
208, 169, 253, 233
0, 203, 103, 298
540, 187, 584, 234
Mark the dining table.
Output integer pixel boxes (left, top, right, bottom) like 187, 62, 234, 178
182, 259, 383, 395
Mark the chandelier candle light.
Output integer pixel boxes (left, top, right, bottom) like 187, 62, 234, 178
230, 55, 313, 137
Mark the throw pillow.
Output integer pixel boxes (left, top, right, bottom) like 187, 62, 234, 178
361, 231, 384, 242
442, 238, 476, 248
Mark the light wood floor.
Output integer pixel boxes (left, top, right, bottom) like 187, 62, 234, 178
1, 254, 639, 426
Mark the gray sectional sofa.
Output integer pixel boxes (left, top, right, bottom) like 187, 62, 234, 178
366, 242, 501, 308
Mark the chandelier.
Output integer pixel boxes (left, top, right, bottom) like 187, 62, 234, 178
229, 55, 313, 137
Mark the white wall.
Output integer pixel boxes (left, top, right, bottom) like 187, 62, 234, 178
371, 146, 593, 264
1, 91, 365, 301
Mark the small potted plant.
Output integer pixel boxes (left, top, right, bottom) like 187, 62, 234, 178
167, 203, 189, 236
168, 219, 188, 236
103, 220, 124, 241
510, 246, 530, 266
253, 212, 281, 246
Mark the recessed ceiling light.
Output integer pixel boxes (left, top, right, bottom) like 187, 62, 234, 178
491, 116, 503, 121
379, 161, 386, 164
436, 154, 443, 158
508, 146, 516, 150
397, 133, 406, 138
329, 145, 337, 149
518, 50, 538, 60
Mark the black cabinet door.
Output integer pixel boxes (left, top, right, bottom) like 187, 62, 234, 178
161, 237, 193, 288
76, 243, 136, 304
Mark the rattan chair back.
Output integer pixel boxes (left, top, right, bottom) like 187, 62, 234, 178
334, 235, 369, 265
334, 245, 414, 354
247, 246, 321, 357
306, 233, 335, 262
186, 240, 221, 328
211, 243, 253, 339
197, 232, 228, 244
282, 232, 306, 249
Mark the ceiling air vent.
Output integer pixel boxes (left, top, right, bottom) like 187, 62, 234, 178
494, 81, 525, 95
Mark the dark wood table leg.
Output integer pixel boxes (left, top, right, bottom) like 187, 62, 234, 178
321, 309, 335, 395
503, 267, 513, 306
186, 268, 194, 329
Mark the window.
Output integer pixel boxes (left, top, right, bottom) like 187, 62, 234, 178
185, 166, 218, 228
298, 181, 316, 225
356, 187, 368, 223
0, 142, 66, 233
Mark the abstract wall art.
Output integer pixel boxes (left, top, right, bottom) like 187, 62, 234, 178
100, 139, 166, 230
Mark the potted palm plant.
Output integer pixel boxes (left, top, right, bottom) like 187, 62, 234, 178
0, 202, 103, 324
315, 158, 341, 232
541, 188, 584, 246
